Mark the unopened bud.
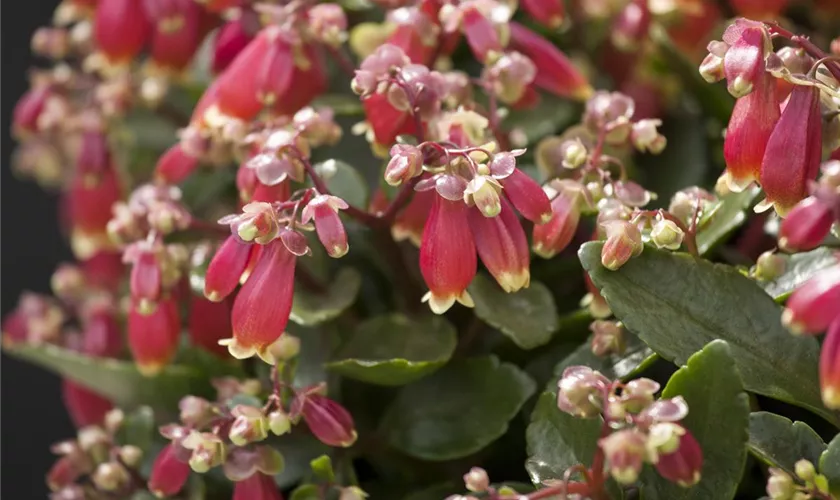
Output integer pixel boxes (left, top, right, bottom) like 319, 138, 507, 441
699, 53, 725, 83
782, 266, 840, 335
268, 410, 291, 436
754, 251, 787, 281
653, 428, 702, 487
561, 139, 588, 169
92, 462, 129, 491
779, 197, 834, 252
464, 175, 503, 217
229, 405, 269, 446
556, 365, 610, 418
118, 445, 143, 468
590, 320, 625, 356
599, 429, 647, 484
631, 119, 666, 154
601, 220, 644, 270
621, 378, 661, 413
463, 467, 490, 492
266, 334, 301, 362
794, 459, 816, 482
103, 409, 124, 433
292, 392, 358, 447
767, 468, 796, 500
385, 144, 424, 187
650, 219, 684, 250
179, 396, 213, 427
301, 195, 350, 258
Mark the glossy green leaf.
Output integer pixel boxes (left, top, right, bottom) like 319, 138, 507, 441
820, 434, 840, 497
289, 484, 321, 500
579, 242, 835, 425
381, 356, 536, 461
550, 332, 656, 391
696, 186, 761, 256
4, 343, 216, 411
747, 411, 826, 476
310, 455, 335, 483
327, 313, 457, 386
290, 267, 362, 326
641, 340, 750, 500
116, 406, 155, 452
314, 159, 369, 209
762, 247, 838, 301
525, 392, 601, 486
469, 274, 559, 350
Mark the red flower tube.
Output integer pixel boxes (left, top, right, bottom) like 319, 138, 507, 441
533, 187, 581, 259
204, 236, 255, 302
188, 295, 232, 358
225, 239, 296, 360
521, 0, 564, 29
654, 427, 703, 487
232, 472, 283, 500
782, 266, 840, 335
62, 380, 113, 428
292, 392, 358, 448
420, 195, 477, 314
127, 297, 181, 376
501, 168, 552, 224
467, 198, 530, 293
212, 11, 258, 74
93, 0, 151, 65
759, 84, 822, 216
779, 196, 835, 252
820, 317, 840, 409
155, 144, 200, 185
148, 443, 191, 497
145, 0, 205, 72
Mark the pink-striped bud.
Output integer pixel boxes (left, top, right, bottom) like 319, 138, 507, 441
204, 236, 256, 302
509, 22, 593, 101
93, 0, 151, 66
62, 380, 113, 428
155, 144, 200, 185
533, 182, 582, 259
820, 317, 840, 409
557, 365, 610, 418
782, 266, 840, 335
232, 472, 283, 500
145, 0, 204, 72
212, 11, 258, 74
148, 443, 191, 498
468, 198, 530, 293
223, 240, 296, 361
600, 429, 647, 484
651, 425, 703, 487
420, 195, 477, 314
392, 189, 434, 246
521, 0, 564, 28
779, 196, 835, 252
292, 392, 358, 448
759, 84, 822, 216
188, 295, 232, 358
601, 220, 643, 271
386, 144, 424, 187
501, 168, 552, 224
722, 71, 780, 192
611, 0, 651, 52
722, 19, 772, 98
302, 195, 350, 258
127, 297, 180, 376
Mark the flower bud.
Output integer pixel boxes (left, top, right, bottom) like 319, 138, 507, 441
307, 3, 348, 48
385, 144, 424, 187
754, 251, 787, 281
533, 181, 584, 259
521, 0, 564, 28
229, 405, 270, 446
766, 468, 796, 500
292, 393, 358, 448
155, 144, 200, 185
464, 175, 503, 218
794, 459, 816, 481
560, 139, 588, 169
590, 320, 626, 356
820, 317, 840, 409
782, 266, 840, 335
599, 430, 647, 484
631, 119, 666, 154
179, 396, 213, 427
93, 0, 151, 67
463, 467, 490, 492
301, 195, 350, 258
620, 378, 661, 413
204, 236, 256, 302
501, 168, 553, 224
484, 51, 537, 104
650, 219, 684, 250
265, 334, 300, 363
509, 22, 592, 100
119, 445, 143, 468
722, 20, 771, 98
92, 462, 130, 492
556, 365, 610, 418
148, 444, 190, 497
104, 409, 124, 434
601, 220, 643, 270
779, 197, 835, 252
211, 13, 258, 74
652, 427, 702, 487
699, 53, 725, 83
182, 432, 226, 473
268, 410, 291, 436
468, 199, 531, 293
127, 297, 180, 377
647, 422, 686, 458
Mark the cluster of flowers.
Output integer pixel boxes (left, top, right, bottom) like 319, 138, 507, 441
765, 459, 833, 500
145, 368, 358, 500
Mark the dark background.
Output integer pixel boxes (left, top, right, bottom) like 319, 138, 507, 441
2, 0, 76, 497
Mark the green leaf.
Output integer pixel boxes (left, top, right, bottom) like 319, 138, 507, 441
696, 186, 761, 256
381, 356, 536, 461
327, 313, 457, 386
314, 159, 369, 209
116, 406, 155, 452
550, 333, 656, 391
312, 94, 364, 115
274, 434, 331, 489
310, 455, 335, 483
747, 411, 826, 476
579, 242, 835, 425
289, 484, 321, 500
762, 247, 839, 301
469, 274, 559, 349
290, 267, 362, 326
226, 394, 263, 409
525, 392, 601, 485
641, 340, 750, 500
820, 434, 840, 497
4, 343, 215, 411
505, 95, 579, 144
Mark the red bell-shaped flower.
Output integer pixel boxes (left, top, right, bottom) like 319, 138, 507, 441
93, 0, 152, 66
148, 443, 191, 498
211, 10, 258, 74
467, 198, 530, 293
127, 297, 181, 376
204, 236, 257, 302
820, 317, 840, 409
145, 0, 205, 71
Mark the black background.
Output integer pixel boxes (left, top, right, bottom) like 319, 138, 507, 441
2, 0, 76, 497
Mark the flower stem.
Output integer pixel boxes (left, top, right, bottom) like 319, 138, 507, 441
767, 24, 840, 82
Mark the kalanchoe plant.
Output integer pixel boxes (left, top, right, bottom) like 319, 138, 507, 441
6, 0, 840, 499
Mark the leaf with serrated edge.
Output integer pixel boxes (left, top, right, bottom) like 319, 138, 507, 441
762, 248, 839, 301
641, 340, 750, 500
290, 268, 361, 326
579, 242, 836, 426
748, 411, 826, 476
470, 274, 559, 349
327, 314, 456, 386
381, 356, 536, 461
